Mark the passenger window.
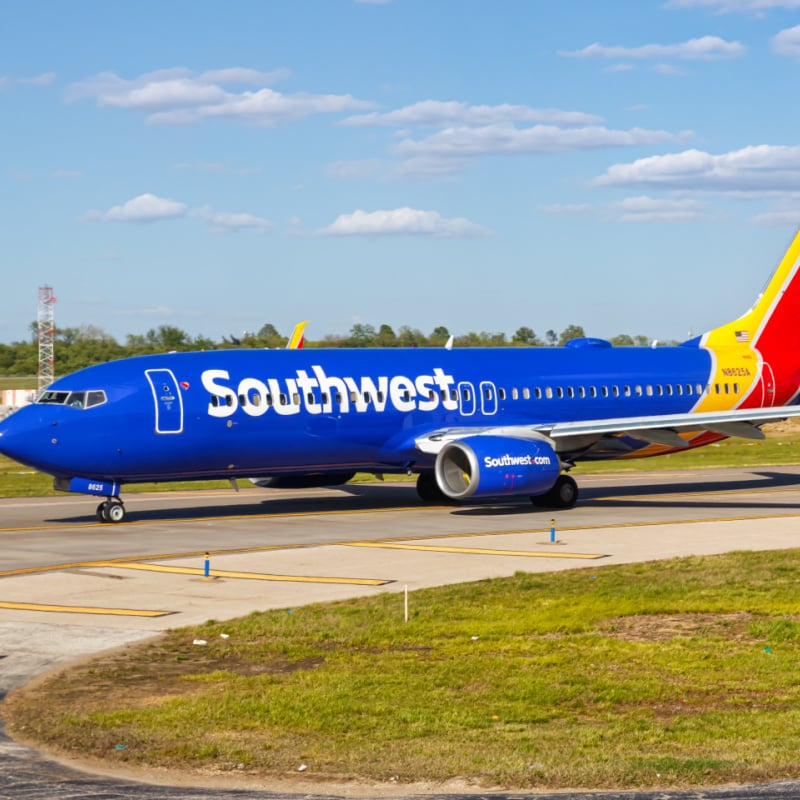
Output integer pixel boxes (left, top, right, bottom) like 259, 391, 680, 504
623, 385, 631, 397
511, 388, 518, 400
601, 386, 609, 398
646, 385, 653, 397
534, 387, 542, 399
612, 386, 620, 397
590, 386, 597, 398
556, 387, 564, 399
251, 392, 261, 407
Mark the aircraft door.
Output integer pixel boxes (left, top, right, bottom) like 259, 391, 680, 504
145, 369, 184, 434
457, 381, 476, 416
479, 381, 498, 416
760, 362, 776, 407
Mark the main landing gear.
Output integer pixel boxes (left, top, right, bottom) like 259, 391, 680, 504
97, 498, 126, 523
531, 474, 578, 509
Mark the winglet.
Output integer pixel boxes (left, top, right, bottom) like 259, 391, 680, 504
286, 321, 309, 349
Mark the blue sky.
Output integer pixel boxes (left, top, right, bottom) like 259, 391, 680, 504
3, 0, 800, 346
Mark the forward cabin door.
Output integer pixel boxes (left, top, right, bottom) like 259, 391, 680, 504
145, 369, 184, 434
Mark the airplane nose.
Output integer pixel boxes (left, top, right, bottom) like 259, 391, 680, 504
0, 408, 52, 467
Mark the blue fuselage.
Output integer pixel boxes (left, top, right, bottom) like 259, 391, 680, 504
0, 344, 713, 484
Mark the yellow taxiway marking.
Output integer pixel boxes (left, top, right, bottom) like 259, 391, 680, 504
344, 542, 605, 559
91, 561, 391, 586
0, 601, 171, 617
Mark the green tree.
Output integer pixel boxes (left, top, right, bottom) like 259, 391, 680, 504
610, 334, 635, 346
558, 324, 586, 345
346, 324, 377, 347
428, 326, 450, 347
512, 326, 541, 346
376, 324, 397, 347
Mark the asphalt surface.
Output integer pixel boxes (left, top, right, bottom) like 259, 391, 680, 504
2, 468, 800, 799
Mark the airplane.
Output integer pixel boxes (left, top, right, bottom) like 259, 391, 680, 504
2, 230, 800, 523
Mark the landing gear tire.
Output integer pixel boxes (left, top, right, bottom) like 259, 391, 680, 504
531, 474, 578, 509
97, 499, 126, 523
416, 471, 449, 503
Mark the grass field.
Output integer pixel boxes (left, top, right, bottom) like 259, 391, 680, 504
6, 549, 800, 790
3, 423, 800, 790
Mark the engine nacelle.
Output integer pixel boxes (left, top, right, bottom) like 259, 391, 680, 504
435, 435, 560, 500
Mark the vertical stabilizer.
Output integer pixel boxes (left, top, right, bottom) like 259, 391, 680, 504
697, 229, 800, 410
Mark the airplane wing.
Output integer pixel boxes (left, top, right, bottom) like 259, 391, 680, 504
415, 403, 800, 456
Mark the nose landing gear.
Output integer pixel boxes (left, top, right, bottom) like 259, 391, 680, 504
96, 498, 126, 523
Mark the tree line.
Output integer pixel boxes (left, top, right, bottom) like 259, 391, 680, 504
0, 322, 676, 377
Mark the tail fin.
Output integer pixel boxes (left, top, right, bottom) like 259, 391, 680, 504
699, 228, 800, 408
286, 320, 309, 350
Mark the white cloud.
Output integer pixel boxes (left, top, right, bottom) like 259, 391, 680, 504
67, 68, 372, 126
751, 210, 800, 226
192, 207, 273, 234
772, 25, 800, 58
84, 193, 272, 233
394, 123, 690, 159
664, 0, 800, 11
653, 63, 686, 75
341, 100, 602, 128
560, 35, 745, 60
606, 63, 636, 72
85, 193, 188, 223
19, 72, 56, 86
317, 207, 491, 237
0, 77, 8, 90
53, 169, 82, 178
614, 195, 709, 223
595, 145, 800, 192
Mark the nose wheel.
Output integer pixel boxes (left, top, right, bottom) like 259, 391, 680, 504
96, 499, 126, 523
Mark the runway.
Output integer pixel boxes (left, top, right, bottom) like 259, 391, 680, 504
2, 466, 800, 799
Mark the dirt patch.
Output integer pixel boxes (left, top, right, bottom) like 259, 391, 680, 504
597, 612, 762, 643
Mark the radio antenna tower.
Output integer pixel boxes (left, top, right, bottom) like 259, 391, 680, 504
37, 285, 56, 394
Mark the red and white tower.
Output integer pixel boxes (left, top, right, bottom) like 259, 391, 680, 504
37, 285, 56, 394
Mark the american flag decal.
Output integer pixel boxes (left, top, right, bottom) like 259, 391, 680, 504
735, 330, 749, 342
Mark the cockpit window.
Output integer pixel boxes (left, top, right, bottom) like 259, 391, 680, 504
37, 390, 70, 404
86, 390, 107, 408
36, 389, 107, 409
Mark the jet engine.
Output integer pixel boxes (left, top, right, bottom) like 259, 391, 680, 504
434, 435, 560, 500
